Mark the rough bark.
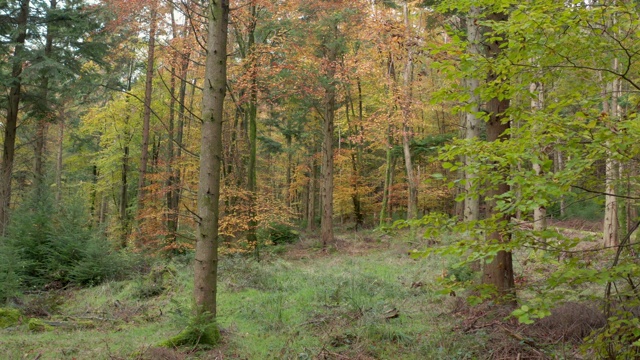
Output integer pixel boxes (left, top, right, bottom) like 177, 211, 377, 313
0, 0, 30, 236
194, 0, 228, 317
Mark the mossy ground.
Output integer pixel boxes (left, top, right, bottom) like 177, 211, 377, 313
0, 230, 484, 359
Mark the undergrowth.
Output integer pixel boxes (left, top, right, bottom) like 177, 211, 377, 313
0, 231, 484, 359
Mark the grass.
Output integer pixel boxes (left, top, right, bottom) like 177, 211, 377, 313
0, 230, 485, 359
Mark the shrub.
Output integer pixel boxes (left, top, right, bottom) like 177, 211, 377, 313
0, 187, 137, 302
258, 223, 299, 245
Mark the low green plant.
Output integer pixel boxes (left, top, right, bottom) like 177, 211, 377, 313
0, 308, 21, 328
258, 223, 299, 245
158, 312, 220, 348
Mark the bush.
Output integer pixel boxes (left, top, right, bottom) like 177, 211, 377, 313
0, 187, 137, 302
258, 223, 299, 245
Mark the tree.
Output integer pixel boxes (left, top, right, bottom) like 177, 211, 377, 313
194, 0, 229, 324
0, 0, 29, 236
137, 0, 160, 217
462, 5, 481, 223
400, 0, 418, 221
480, 9, 515, 300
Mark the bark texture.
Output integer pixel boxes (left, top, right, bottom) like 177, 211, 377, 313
194, 0, 229, 317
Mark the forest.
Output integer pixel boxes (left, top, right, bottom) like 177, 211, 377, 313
2, 0, 640, 358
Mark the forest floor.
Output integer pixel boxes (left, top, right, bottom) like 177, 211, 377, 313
0, 228, 599, 359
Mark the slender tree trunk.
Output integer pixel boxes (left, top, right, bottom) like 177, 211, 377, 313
307, 156, 317, 232
55, 115, 64, 203
344, 91, 363, 230
463, 6, 481, 223
33, 0, 57, 192
165, 7, 190, 244
137, 4, 158, 214
286, 132, 293, 208
195, 0, 228, 318
321, 30, 338, 248
401, 1, 417, 220
0, 0, 30, 236
530, 82, 546, 233
481, 11, 515, 301
120, 144, 130, 248
603, 65, 620, 247
380, 128, 393, 227
245, 3, 259, 258
380, 56, 396, 227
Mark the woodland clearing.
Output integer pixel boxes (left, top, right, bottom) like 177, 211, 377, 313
0, 228, 606, 360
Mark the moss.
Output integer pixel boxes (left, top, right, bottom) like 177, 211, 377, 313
0, 308, 21, 328
28, 318, 54, 332
158, 321, 220, 348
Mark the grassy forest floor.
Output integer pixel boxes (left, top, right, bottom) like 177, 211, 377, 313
0, 228, 602, 359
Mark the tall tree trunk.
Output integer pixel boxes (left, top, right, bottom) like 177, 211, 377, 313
194, 0, 228, 318
530, 82, 546, 233
321, 29, 338, 248
33, 0, 57, 192
245, 3, 259, 258
55, 115, 64, 203
463, 6, 481, 223
137, 4, 158, 214
307, 156, 317, 232
120, 144, 130, 248
380, 127, 393, 227
401, 1, 417, 220
480, 11, 515, 301
0, 0, 30, 236
380, 56, 396, 227
344, 89, 363, 230
603, 63, 620, 247
165, 7, 190, 245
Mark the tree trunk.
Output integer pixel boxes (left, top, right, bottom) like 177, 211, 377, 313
194, 0, 228, 318
55, 115, 64, 203
165, 7, 190, 245
380, 55, 396, 227
120, 144, 130, 248
481, 11, 515, 301
401, 1, 417, 220
0, 0, 30, 236
463, 6, 481, 223
321, 30, 338, 248
603, 64, 620, 248
137, 4, 158, 214
246, 4, 259, 258
530, 82, 546, 233
33, 0, 57, 192
380, 127, 393, 227
307, 156, 317, 232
